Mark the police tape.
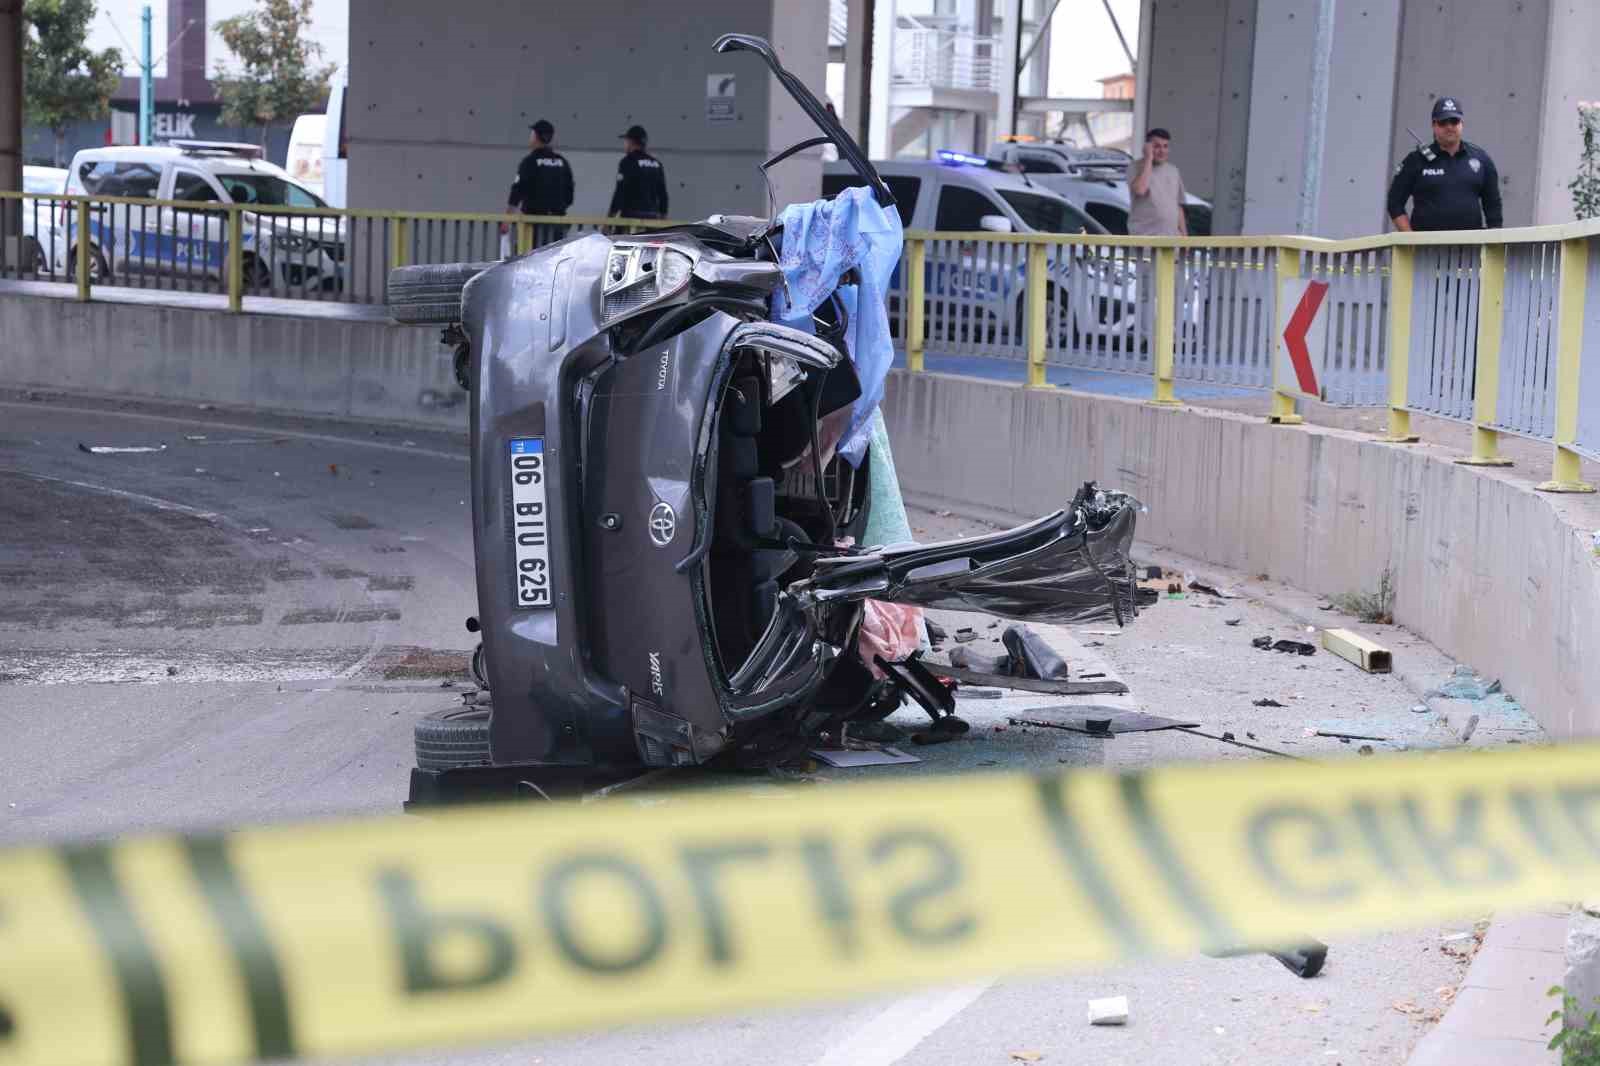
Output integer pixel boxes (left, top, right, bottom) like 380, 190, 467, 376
4, 742, 1600, 1066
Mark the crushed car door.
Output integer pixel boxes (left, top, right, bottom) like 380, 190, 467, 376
796, 484, 1143, 627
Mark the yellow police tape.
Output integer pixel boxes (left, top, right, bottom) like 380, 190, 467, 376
4, 742, 1599, 1066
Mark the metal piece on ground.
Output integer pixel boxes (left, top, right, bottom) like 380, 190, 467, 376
1009, 707, 1199, 735
1315, 730, 1390, 742
1175, 727, 1305, 760
1002, 624, 1070, 680
1321, 628, 1393, 673
924, 663, 1129, 696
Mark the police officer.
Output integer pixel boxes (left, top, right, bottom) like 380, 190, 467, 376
507, 119, 574, 243
1387, 96, 1502, 231
608, 125, 669, 220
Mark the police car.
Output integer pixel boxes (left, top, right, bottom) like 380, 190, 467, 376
62, 141, 344, 289
823, 151, 1140, 348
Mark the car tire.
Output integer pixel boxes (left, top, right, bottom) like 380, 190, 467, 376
387, 261, 496, 325
69, 245, 110, 282
414, 706, 491, 770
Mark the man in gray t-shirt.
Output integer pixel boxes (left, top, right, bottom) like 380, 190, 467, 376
1128, 127, 1187, 236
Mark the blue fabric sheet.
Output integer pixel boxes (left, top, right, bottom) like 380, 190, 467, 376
769, 184, 903, 465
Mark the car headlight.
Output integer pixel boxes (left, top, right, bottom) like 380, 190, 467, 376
602, 243, 694, 323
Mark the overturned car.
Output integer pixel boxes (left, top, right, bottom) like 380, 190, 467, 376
388, 35, 1145, 801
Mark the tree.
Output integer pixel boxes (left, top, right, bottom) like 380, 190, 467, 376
212, 0, 335, 148
1574, 103, 1600, 222
23, 0, 123, 166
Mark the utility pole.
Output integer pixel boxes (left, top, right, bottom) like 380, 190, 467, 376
139, 5, 153, 145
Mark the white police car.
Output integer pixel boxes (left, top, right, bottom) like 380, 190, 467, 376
824, 150, 1140, 348
63, 141, 344, 289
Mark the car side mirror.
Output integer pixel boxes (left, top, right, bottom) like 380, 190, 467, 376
979, 214, 1013, 233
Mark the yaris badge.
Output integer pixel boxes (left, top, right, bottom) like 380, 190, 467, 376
649, 502, 677, 546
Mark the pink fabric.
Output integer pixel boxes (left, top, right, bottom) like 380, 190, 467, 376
857, 599, 925, 678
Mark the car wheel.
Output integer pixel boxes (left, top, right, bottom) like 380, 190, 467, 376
26, 241, 48, 275
414, 706, 491, 771
243, 256, 273, 292
1013, 285, 1078, 349
387, 261, 497, 325
69, 245, 110, 282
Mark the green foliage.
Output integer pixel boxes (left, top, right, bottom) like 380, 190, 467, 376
1332, 566, 1395, 625
1548, 986, 1600, 1064
212, 0, 335, 145
1575, 104, 1600, 222
23, 0, 123, 164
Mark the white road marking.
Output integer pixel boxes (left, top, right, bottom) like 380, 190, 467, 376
0, 400, 467, 463
807, 979, 996, 1066
2, 469, 220, 521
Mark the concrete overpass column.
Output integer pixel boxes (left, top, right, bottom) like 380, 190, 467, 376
867, 0, 895, 158
842, 0, 870, 147
995, 0, 1021, 139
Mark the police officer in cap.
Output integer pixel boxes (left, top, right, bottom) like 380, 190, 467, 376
508, 119, 574, 243
1387, 96, 1502, 232
608, 124, 669, 221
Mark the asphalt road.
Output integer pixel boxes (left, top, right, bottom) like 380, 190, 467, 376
0, 392, 1484, 1065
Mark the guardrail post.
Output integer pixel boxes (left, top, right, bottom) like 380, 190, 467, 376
1269, 246, 1304, 424
74, 199, 91, 302
1456, 244, 1512, 466
517, 221, 534, 256
1538, 237, 1596, 493
1381, 245, 1421, 442
227, 207, 243, 313
390, 216, 409, 271
1026, 240, 1048, 387
1150, 246, 1179, 404
907, 237, 926, 373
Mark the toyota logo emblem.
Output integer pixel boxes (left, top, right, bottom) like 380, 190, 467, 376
648, 502, 677, 547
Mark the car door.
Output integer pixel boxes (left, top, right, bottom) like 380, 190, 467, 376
160, 168, 228, 282
797, 486, 1143, 627
931, 181, 1009, 338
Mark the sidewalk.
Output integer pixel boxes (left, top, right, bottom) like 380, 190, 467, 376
1408, 910, 1566, 1066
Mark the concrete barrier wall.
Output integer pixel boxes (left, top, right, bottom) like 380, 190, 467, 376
0, 292, 467, 429
882, 370, 1600, 738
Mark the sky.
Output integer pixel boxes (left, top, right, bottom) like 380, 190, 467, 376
84, 0, 350, 81
1045, 0, 1139, 97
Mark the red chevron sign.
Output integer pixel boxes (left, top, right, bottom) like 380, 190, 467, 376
1281, 280, 1330, 396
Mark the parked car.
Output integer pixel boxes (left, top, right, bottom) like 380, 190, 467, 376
824, 153, 1141, 348
63, 141, 344, 289
20, 165, 67, 273
386, 34, 1146, 802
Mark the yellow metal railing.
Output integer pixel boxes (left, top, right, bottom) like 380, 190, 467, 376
4, 189, 1599, 489
897, 215, 1600, 492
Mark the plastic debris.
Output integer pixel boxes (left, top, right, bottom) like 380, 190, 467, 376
1224, 617, 1243, 626
1087, 996, 1129, 1026
1253, 698, 1286, 708
77, 443, 167, 454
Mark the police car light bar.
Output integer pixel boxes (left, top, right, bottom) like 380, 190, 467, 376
937, 149, 988, 167
171, 140, 266, 160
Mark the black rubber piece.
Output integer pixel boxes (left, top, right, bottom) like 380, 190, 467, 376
414, 706, 491, 770
387, 261, 496, 325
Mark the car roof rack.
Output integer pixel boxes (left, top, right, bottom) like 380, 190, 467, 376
171, 140, 265, 159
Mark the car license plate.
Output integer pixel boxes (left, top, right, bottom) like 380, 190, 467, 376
508, 438, 553, 608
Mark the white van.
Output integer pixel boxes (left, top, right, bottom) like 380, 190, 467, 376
285, 114, 326, 197
64, 140, 344, 289
823, 153, 1139, 345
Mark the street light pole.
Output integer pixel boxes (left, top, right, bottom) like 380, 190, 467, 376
139, 5, 153, 145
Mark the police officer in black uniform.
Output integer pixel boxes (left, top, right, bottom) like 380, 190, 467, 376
507, 119, 574, 244
1387, 96, 1502, 231
608, 125, 669, 221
